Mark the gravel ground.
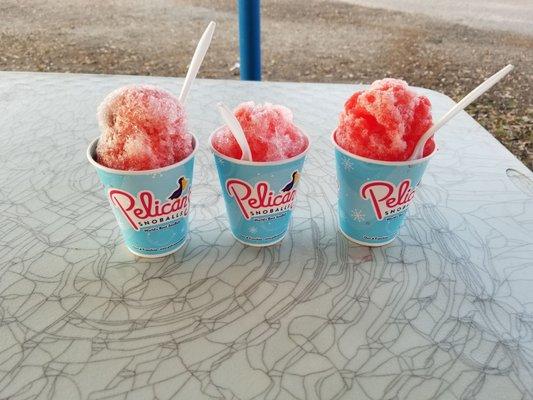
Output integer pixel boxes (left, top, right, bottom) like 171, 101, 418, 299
1, 0, 531, 168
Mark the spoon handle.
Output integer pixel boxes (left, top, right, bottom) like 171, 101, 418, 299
217, 103, 253, 161
409, 64, 514, 160
179, 21, 216, 104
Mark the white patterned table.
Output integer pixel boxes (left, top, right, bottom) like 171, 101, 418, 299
0, 72, 532, 400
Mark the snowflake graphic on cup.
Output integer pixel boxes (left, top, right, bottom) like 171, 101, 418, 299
341, 157, 354, 171
351, 208, 365, 222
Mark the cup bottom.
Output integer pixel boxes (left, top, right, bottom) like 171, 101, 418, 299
231, 232, 287, 247
338, 226, 396, 247
126, 239, 187, 258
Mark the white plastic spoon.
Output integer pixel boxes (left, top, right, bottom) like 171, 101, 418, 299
217, 102, 253, 161
409, 64, 514, 160
178, 21, 216, 104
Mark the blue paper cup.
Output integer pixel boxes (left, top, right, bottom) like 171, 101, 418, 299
87, 136, 197, 257
332, 130, 436, 246
210, 128, 310, 246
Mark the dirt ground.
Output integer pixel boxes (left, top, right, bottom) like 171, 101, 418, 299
1, 0, 531, 168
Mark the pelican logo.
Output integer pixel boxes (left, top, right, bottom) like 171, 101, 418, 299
226, 171, 300, 220
168, 176, 189, 200
108, 176, 190, 230
360, 179, 417, 220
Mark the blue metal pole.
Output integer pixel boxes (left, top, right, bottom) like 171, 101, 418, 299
237, 0, 261, 81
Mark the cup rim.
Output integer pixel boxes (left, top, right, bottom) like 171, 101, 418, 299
86, 133, 198, 175
331, 129, 437, 166
208, 126, 311, 166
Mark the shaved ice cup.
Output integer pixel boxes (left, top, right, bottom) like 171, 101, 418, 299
332, 130, 436, 246
210, 128, 310, 246
87, 136, 197, 257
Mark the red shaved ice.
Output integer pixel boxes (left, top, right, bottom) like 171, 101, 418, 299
335, 78, 435, 161
212, 102, 308, 162
96, 85, 193, 171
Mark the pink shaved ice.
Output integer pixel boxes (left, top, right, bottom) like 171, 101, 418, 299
96, 85, 193, 171
335, 78, 435, 161
212, 102, 308, 162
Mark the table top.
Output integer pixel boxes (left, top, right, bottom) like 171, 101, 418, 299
0, 72, 532, 400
